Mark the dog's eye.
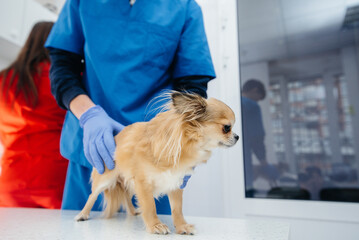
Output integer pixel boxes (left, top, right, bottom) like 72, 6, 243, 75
223, 125, 231, 133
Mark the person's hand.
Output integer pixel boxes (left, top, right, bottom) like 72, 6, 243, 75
180, 167, 196, 189
79, 105, 124, 174
180, 175, 192, 189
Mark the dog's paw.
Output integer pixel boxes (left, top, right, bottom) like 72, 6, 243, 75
128, 207, 141, 216
147, 222, 171, 235
132, 208, 141, 216
74, 212, 89, 222
176, 224, 196, 235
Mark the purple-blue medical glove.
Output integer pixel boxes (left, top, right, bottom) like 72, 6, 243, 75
180, 175, 192, 189
180, 167, 195, 189
79, 105, 124, 174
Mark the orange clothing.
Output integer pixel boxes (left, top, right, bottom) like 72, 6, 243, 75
0, 61, 68, 209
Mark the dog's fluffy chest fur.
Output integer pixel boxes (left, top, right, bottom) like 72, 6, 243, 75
150, 168, 194, 197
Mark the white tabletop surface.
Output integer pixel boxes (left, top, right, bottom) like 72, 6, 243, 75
0, 207, 289, 240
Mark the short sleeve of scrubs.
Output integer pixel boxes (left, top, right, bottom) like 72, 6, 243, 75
45, 0, 84, 55
172, 0, 216, 79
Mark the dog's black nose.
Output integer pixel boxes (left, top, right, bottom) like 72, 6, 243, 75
234, 134, 239, 141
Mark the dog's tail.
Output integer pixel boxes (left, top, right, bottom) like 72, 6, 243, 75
103, 182, 126, 218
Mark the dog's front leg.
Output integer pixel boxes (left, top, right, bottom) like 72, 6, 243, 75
168, 189, 196, 235
135, 180, 170, 234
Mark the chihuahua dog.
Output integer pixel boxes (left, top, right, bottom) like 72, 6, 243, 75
75, 91, 238, 235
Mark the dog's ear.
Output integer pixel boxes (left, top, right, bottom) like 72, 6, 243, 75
171, 91, 207, 122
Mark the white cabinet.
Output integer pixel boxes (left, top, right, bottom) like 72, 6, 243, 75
21, 0, 57, 45
0, 0, 26, 46
0, 0, 57, 63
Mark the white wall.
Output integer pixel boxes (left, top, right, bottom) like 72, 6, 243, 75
0, 0, 56, 63
0, 57, 10, 70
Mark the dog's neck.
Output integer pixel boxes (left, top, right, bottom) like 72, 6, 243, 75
148, 110, 205, 168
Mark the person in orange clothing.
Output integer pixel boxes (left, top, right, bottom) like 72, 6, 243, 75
0, 21, 68, 209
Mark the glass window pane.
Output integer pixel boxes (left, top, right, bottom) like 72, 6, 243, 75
239, 0, 359, 202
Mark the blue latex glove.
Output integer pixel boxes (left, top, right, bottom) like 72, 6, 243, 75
79, 105, 124, 174
180, 167, 196, 189
180, 175, 192, 189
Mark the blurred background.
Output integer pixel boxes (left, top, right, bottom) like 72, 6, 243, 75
0, 0, 61, 69
237, 1, 359, 239
238, 0, 359, 202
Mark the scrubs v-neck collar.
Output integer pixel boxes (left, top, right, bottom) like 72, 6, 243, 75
120, 0, 140, 16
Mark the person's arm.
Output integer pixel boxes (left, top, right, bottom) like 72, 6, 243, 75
49, 48, 123, 174
249, 104, 267, 164
49, 48, 96, 119
171, 0, 216, 89
45, 0, 123, 173
173, 75, 211, 98
69, 94, 95, 119
48, 48, 86, 110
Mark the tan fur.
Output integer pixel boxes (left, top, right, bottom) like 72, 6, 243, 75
75, 92, 238, 235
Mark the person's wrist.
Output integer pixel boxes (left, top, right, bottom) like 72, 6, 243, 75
79, 105, 106, 128
69, 94, 96, 119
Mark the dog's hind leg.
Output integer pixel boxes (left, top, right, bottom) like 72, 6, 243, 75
124, 191, 140, 216
75, 174, 116, 221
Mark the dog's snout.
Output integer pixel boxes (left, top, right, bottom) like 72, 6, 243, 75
234, 134, 239, 141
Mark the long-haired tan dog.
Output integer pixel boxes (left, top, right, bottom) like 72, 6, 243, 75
75, 92, 238, 235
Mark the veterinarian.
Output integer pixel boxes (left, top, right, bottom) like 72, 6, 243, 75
0, 22, 68, 208
45, 0, 215, 213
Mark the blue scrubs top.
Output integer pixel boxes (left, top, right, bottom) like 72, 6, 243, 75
45, 0, 215, 211
46, 0, 215, 168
